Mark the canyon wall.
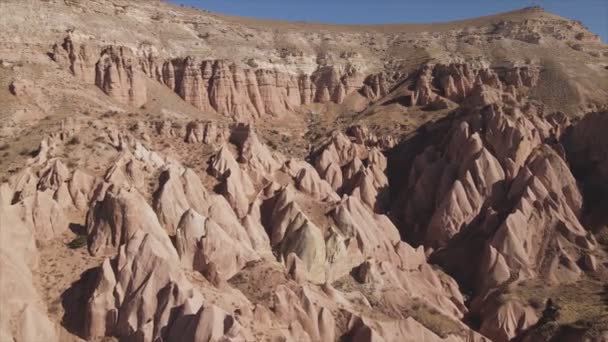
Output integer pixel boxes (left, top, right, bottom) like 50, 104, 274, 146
50, 35, 368, 118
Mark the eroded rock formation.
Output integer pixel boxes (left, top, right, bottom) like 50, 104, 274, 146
3, 2, 608, 341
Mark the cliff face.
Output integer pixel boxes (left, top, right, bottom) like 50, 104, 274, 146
1, 2, 608, 342
49, 34, 545, 120
50, 36, 147, 108
50, 35, 368, 118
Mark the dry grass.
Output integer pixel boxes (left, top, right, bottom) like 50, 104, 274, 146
333, 275, 464, 338
407, 298, 464, 338
511, 279, 608, 337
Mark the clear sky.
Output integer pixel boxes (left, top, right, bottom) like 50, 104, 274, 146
168, 0, 608, 41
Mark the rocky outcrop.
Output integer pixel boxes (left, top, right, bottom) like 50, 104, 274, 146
50, 36, 375, 117
166, 60, 365, 117
314, 132, 369, 186
103, 153, 146, 190
51, 35, 147, 107
4, 158, 103, 241
393, 103, 599, 340
411, 64, 439, 106
153, 166, 211, 234
50, 32, 548, 120
478, 297, 538, 342
0, 185, 58, 342
86, 185, 177, 256
185, 120, 228, 145
361, 73, 389, 100
229, 123, 281, 177
347, 165, 389, 211
4, 3, 606, 342
85, 230, 214, 341
95, 46, 147, 107
69, 169, 98, 210
8, 163, 70, 241
50, 34, 96, 84
346, 125, 397, 150
563, 111, 608, 228
400, 105, 552, 247
403, 62, 539, 109
263, 186, 327, 283
19, 189, 69, 241
485, 145, 591, 283
492, 15, 601, 45
209, 145, 256, 218
37, 159, 70, 192
175, 209, 258, 279
331, 196, 401, 264
167, 303, 251, 341
312, 130, 391, 211
295, 165, 340, 202
272, 285, 336, 341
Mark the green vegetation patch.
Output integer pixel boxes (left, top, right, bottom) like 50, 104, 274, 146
67, 235, 87, 249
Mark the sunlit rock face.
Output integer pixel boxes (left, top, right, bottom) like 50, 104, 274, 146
2, 1, 608, 341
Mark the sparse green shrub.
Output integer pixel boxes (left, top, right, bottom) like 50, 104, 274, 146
67, 235, 87, 249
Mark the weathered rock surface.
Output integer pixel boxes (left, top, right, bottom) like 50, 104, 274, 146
86, 185, 177, 256
393, 103, 603, 341
51, 36, 147, 107
85, 230, 204, 340
153, 166, 211, 234
184, 120, 228, 145
175, 209, 258, 279
346, 314, 487, 342
263, 186, 328, 283
2, 2, 608, 342
563, 111, 608, 229
0, 185, 58, 342
51, 35, 375, 118
478, 297, 538, 342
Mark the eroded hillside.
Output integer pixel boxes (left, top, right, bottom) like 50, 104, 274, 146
1, 1, 607, 341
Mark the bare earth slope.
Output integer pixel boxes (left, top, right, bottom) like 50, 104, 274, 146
0, 1, 607, 341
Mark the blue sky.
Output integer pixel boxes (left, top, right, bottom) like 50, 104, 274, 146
169, 0, 608, 41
